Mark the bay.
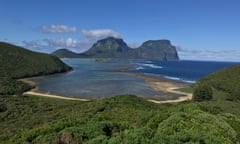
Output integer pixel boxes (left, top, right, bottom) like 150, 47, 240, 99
32, 59, 239, 98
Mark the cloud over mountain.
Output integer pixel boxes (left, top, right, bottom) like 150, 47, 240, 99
79, 29, 123, 51
81, 29, 122, 40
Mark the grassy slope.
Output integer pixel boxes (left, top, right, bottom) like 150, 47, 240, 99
0, 42, 72, 78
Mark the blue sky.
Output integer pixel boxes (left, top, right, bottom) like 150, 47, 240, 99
1, 0, 240, 61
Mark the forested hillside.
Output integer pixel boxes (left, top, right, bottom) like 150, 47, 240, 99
0, 42, 72, 95
195, 64, 240, 101
0, 42, 72, 78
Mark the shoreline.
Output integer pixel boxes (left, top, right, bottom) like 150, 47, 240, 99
20, 72, 193, 103
114, 72, 193, 103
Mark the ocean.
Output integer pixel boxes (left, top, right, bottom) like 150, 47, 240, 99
32, 59, 239, 98
126, 60, 239, 83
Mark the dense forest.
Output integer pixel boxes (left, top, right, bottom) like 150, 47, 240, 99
0, 42, 72, 95
0, 64, 240, 143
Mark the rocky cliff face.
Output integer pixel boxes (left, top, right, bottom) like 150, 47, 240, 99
52, 37, 179, 61
135, 40, 179, 60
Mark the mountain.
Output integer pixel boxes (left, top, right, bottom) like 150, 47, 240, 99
52, 37, 179, 61
52, 49, 80, 58
83, 37, 131, 58
136, 40, 179, 60
0, 42, 72, 78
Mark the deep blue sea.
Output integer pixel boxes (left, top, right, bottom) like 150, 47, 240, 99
126, 60, 239, 83
32, 59, 239, 98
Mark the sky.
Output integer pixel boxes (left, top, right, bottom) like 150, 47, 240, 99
1, 0, 240, 62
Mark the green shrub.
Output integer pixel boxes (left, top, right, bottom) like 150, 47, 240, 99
122, 128, 154, 144
1, 95, 239, 144
151, 110, 237, 143
0, 103, 7, 112
193, 83, 213, 101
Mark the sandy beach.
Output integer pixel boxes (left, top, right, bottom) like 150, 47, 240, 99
20, 72, 193, 103
24, 91, 89, 101
20, 78, 89, 101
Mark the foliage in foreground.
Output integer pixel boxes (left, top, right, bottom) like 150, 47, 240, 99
0, 95, 240, 144
0, 77, 32, 95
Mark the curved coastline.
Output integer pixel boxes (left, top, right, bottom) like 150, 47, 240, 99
114, 72, 193, 103
20, 72, 193, 103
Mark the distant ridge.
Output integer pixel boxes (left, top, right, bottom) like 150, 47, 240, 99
52, 37, 179, 61
52, 49, 81, 58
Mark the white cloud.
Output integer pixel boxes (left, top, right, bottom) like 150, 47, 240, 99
22, 40, 57, 53
81, 29, 122, 40
39, 25, 77, 33
176, 46, 202, 53
177, 45, 240, 62
128, 42, 141, 48
23, 37, 95, 53
44, 38, 78, 47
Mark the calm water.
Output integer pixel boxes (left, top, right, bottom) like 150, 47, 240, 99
33, 59, 239, 99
